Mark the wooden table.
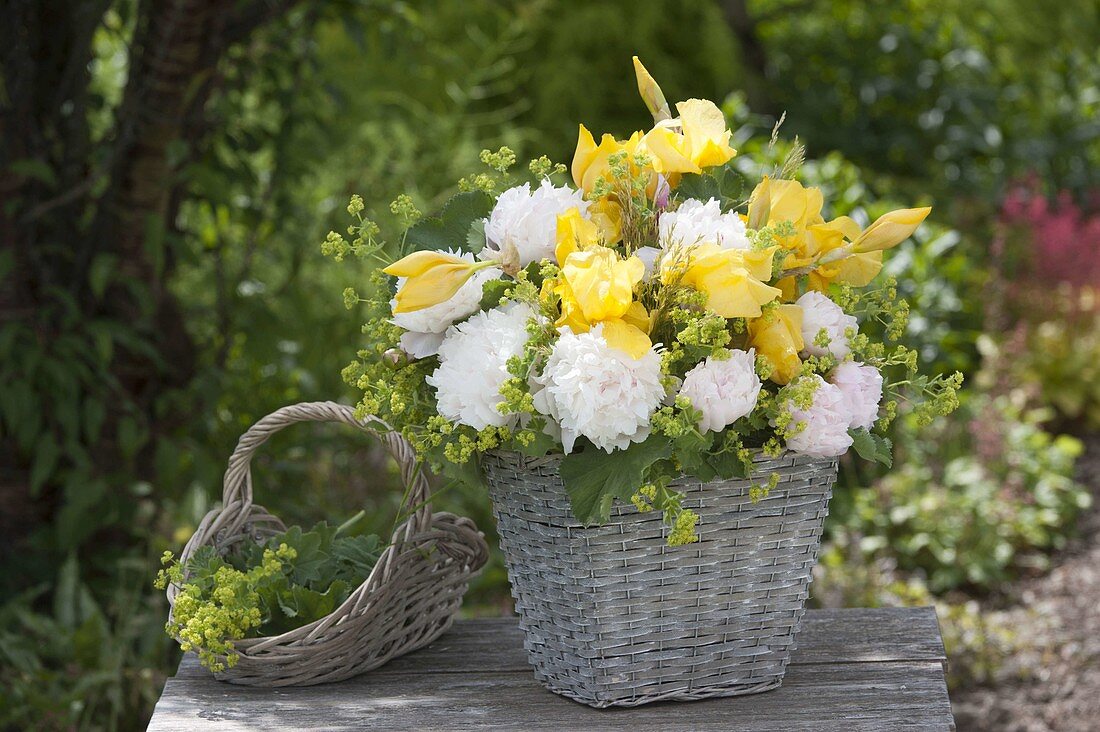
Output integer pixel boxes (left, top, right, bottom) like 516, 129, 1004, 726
148, 607, 954, 731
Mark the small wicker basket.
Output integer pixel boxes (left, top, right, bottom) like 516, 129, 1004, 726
484, 449, 837, 708
167, 401, 488, 686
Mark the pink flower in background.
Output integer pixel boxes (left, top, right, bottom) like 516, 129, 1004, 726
1000, 178, 1100, 289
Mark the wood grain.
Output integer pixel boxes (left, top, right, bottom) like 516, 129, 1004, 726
152, 607, 954, 731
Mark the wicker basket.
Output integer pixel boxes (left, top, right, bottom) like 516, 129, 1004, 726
484, 449, 837, 708
167, 401, 489, 686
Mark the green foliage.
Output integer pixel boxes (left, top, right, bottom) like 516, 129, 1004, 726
1007, 315, 1100, 429
402, 191, 495, 254
157, 521, 382, 671
560, 437, 671, 526
834, 395, 1089, 592
848, 428, 893, 468
6, 0, 1098, 727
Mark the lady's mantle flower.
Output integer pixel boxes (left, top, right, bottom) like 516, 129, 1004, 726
532, 324, 663, 453
426, 303, 533, 430
796, 290, 857, 359
391, 250, 500, 358
484, 181, 588, 270
659, 198, 751, 251
678, 349, 762, 433
830, 361, 883, 430
783, 375, 853, 458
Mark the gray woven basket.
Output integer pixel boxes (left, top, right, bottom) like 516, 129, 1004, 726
484, 449, 838, 708
167, 401, 489, 686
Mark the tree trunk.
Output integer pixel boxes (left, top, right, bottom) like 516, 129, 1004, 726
0, 0, 301, 576
718, 0, 775, 114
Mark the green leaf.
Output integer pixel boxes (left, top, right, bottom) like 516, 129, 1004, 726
676, 172, 720, 202
274, 580, 350, 627
404, 191, 494, 253
559, 437, 671, 525
8, 158, 57, 186
675, 162, 744, 207
30, 435, 59, 496
849, 428, 893, 467
479, 278, 514, 311
88, 254, 117, 299
466, 218, 487, 254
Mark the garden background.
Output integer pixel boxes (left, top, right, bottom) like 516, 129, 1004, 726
3, 1, 1099, 729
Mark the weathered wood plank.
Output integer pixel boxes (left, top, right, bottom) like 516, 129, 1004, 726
172, 606, 947, 679
150, 660, 953, 731
153, 608, 954, 731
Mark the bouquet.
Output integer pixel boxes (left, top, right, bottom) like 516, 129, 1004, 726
330, 58, 961, 545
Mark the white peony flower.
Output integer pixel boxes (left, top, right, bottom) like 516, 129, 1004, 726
532, 324, 664, 453
796, 290, 858, 359
659, 198, 751, 252
426, 302, 533, 430
830, 361, 884, 430
783, 375, 854, 458
484, 180, 588, 269
678, 349, 762, 433
391, 250, 500, 358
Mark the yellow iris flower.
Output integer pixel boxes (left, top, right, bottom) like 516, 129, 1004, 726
675, 243, 782, 319
748, 304, 805, 385
642, 99, 737, 176
748, 177, 928, 293
571, 126, 645, 195
554, 205, 622, 265
384, 250, 491, 313
851, 207, 932, 253
553, 247, 652, 358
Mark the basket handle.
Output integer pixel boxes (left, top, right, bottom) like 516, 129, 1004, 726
209, 401, 431, 542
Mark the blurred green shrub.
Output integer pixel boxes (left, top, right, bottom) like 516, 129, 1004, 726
833, 395, 1088, 593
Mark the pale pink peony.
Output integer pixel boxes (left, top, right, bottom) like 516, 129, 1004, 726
830, 361, 884, 430
796, 291, 858, 359
678, 349, 761, 433
783, 375, 854, 458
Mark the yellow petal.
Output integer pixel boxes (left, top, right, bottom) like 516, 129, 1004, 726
571, 124, 599, 192
677, 99, 736, 168
748, 304, 804, 385
681, 246, 781, 318
832, 251, 884, 287
829, 215, 863, 241
588, 198, 623, 245
707, 273, 783, 318
553, 277, 591, 333
807, 221, 848, 259
392, 263, 476, 313
852, 207, 932, 253
747, 177, 772, 230
555, 207, 600, 264
561, 248, 643, 323
735, 246, 777, 282
600, 319, 653, 359
383, 250, 468, 278
633, 56, 671, 122
622, 300, 651, 333
642, 125, 699, 175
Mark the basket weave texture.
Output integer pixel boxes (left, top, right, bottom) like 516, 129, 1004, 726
484, 449, 838, 708
167, 401, 489, 686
